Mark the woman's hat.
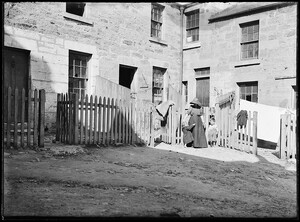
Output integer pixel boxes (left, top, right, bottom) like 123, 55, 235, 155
190, 97, 201, 107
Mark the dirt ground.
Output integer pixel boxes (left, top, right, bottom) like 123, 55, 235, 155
2, 135, 297, 218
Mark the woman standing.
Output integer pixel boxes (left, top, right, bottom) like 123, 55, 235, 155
188, 98, 208, 148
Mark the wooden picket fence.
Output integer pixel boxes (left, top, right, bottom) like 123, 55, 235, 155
3, 87, 46, 148
56, 93, 153, 145
215, 92, 258, 155
279, 113, 297, 159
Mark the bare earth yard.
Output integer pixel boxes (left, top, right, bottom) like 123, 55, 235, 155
3, 138, 297, 218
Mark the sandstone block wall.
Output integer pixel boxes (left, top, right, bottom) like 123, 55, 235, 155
183, 3, 297, 108
4, 2, 182, 129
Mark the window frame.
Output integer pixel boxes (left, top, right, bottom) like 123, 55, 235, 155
151, 3, 164, 40
182, 81, 188, 105
240, 20, 259, 60
66, 2, 86, 17
63, 2, 94, 26
152, 66, 166, 105
195, 67, 210, 78
68, 50, 91, 98
185, 10, 200, 43
238, 81, 258, 103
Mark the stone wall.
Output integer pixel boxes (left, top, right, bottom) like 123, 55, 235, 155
183, 3, 297, 108
4, 2, 182, 129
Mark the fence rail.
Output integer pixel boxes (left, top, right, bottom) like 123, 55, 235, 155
279, 113, 297, 159
56, 93, 152, 146
3, 87, 45, 148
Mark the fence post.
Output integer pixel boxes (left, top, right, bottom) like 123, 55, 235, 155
84, 94, 89, 145
7, 87, 12, 148
38, 89, 45, 148
74, 93, 79, 145
252, 111, 258, 155
102, 97, 106, 145
56, 94, 61, 141
287, 114, 291, 159
14, 88, 18, 149
80, 94, 84, 144
89, 95, 93, 144
27, 89, 32, 147
69, 93, 73, 144
150, 106, 154, 147
280, 114, 287, 159
33, 89, 38, 147
94, 95, 98, 145
107, 97, 111, 144
21, 88, 25, 148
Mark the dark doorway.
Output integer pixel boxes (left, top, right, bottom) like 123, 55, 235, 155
196, 77, 210, 107
3, 47, 30, 122
119, 65, 137, 89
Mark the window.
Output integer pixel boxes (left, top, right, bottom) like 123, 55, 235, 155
68, 51, 91, 99
152, 67, 166, 105
182, 81, 188, 105
66, 2, 86, 17
238, 82, 258, 103
292, 85, 297, 109
186, 10, 199, 42
240, 21, 259, 60
195, 67, 210, 77
119, 65, 137, 89
151, 4, 164, 39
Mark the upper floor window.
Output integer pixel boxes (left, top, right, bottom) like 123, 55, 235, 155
66, 2, 86, 17
195, 67, 210, 77
186, 10, 199, 43
238, 81, 258, 103
151, 4, 164, 39
68, 50, 91, 99
240, 20, 259, 60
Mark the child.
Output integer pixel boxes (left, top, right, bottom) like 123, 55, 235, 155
207, 117, 218, 147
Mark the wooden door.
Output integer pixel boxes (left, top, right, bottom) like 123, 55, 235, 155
196, 77, 210, 107
3, 47, 30, 122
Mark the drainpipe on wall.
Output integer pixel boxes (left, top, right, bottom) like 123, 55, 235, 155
179, 6, 184, 108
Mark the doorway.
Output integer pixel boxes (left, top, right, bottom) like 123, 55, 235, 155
196, 77, 210, 107
119, 64, 137, 89
3, 47, 30, 122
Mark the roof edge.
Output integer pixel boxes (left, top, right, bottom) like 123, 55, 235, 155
209, 2, 297, 23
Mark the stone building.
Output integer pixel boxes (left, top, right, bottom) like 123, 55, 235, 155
182, 2, 297, 109
3, 2, 297, 130
3, 2, 182, 129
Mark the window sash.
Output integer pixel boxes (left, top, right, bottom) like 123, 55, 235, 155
241, 41, 259, 59
239, 83, 258, 102
186, 10, 199, 30
240, 21, 259, 60
241, 23, 259, 43
69, 52, 90, 97
151, 4, 163, 23
187, 28, 199, 42
152, 67, 165, 103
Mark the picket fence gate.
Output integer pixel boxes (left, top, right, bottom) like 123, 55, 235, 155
215, 92, 258, 155
160, 105, 183, 145
279, 113, 297, 159
56, 93, 153, 146
3, 87, 46, 148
